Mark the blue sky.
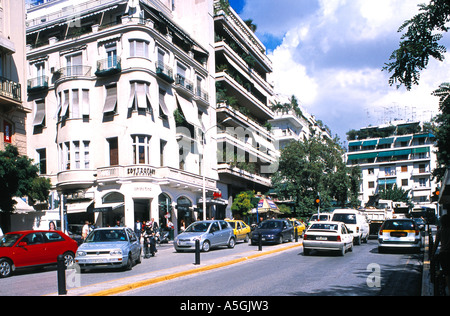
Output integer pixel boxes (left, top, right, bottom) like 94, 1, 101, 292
227, 0, 450, 143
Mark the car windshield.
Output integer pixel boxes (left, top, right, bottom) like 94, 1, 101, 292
310, 223, 338, 231
384, 220, 415, 230
185, 222, 210, 233
332, 214, 357, 224
258, 221, 282, 229
310, 214, 330, 221
0, 234, 22, 247
85, 229, 127, 243
228, 222, 237, 229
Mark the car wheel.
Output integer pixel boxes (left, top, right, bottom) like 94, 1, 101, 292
278, 236, 283, 244
244, 234, 249, 243
228, 237, 236, 248
339, 246, 345, 256
62, 252, 75, 268
303, 248, 310, 256
124, 254, 133, 271
0, 259, 13, 278
202, 240, 210, 252
355, 236, 361, 245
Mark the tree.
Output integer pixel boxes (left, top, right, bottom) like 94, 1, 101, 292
383, 1, 450, 90
0, 145, 51, 232
231, 191, 255, 219
378, 184, 412, 207
432, 83, 450, 181
271, 136, 361, 218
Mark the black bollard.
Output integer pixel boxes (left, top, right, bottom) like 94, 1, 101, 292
295, 228, 298, 242
194, 239, 201, 265
258, 234, 262, 251
57, 255, 67, 295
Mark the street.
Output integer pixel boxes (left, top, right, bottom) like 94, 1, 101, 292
0, 238, 423, 296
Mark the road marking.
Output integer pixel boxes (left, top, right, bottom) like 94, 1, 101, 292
86, 243, 303, 296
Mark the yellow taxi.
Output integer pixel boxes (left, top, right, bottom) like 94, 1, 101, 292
289, 218, 306, 236
225, 219, 251, 243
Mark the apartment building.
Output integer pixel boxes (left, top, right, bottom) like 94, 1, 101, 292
345, 120, 438, 208
0, 0, 28, 155
25, 0, 219, 232
213, 0, 279, 205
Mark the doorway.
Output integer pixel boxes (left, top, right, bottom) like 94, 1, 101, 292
134, 199, 150, 224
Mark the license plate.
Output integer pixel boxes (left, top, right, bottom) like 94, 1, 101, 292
391, 232, 407, 237
316, 236, 327, 241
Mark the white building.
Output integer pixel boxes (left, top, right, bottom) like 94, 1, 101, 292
25, 0, 220, 233
345, 120, 438, 208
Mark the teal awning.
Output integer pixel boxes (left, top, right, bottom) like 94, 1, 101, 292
392, 149, 411, 156
348, 141, 362, 147
347, 152, 378, 160
413, 133, 435, 139
395, 136, 412, 142
362, 140, 378, 146
378, 137, 394, 145
378, 179, 397, 185
412, 146, 430, 154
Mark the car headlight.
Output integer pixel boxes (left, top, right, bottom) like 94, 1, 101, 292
110, 249, 122, 256
76, 251, 86, 257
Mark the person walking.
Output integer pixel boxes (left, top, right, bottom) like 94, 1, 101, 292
433, 214, 450, 294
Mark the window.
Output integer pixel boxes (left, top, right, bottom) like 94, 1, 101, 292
74, 141, 80, 169
419, 178, 427, 187
83, 141, 90, 169
108, 137, 119, 166
160, 140, 167, 166
401, 165, 408, 172
37, 148, 47, 175
59, 140, 90, 171
401, 179, 408, 187
129, 81, 152, 114
106, 43, 118, 68
103, 85, 117, 114
368, 181, 375, 189
66, 53, 82, 76
132, 135, 151, 164
33, 99, 46, 127
130, 40, 149, 58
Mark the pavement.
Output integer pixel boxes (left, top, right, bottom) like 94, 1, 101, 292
421, 227, 436, 296
51, 241, 303, 296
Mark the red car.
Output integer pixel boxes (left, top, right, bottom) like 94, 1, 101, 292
0, 230, 78, 278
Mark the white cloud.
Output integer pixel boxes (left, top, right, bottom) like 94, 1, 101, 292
240, 0, 447, 139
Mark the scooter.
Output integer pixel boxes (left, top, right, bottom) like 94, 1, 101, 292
143, 232, 157, 258
156, 228, 170, 244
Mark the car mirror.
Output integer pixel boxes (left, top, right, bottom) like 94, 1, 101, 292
18, 241, 27, 247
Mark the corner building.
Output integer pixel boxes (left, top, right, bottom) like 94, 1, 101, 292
25, 0, 219, 234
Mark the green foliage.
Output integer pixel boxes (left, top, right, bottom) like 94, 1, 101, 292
271, 136, 361, 218
384, 1, 450, 90
378, 184, 412, 206
432, 82, 450, 181
231, 191, 255, 218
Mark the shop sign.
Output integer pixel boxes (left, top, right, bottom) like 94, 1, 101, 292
127, 167, 156, 177
4, 121, 12, 143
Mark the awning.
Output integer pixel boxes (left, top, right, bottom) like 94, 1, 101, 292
378, 137, 394, 145
362, 140, 378, 146
347, 152, 378, 160
66, 200, 94, 214
395, 136, 412, 142
413, 133, 435, 139
412, 147, 430, 154
348, 141, 362, 147
175, 93, 201, 128
378, 179, 397, 185
32, 100, 45, 126
103, 85, 117, 113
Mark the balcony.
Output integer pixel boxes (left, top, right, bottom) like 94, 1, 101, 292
156, 62, 174, 84
194, 87, 209, 106
27, 76, 49, 93
57, 66, 92, 80
174, 74, 194, 96
95, 57, 121, 77
0, 77, 22, 104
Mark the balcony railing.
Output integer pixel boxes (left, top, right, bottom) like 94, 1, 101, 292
27, 76, 49, 92
0, 77, 22, 102
195, 87, 209, 104
95, 57, 121, 77
155, 61, 174, 83
58, 66, 92, 79
175, 74, 194, 93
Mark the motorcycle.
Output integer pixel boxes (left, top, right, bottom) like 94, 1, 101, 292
155, 228, 170, 244
143, 229, 157, 258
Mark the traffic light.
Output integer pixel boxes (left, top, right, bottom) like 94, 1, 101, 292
314, 195, 321, 208
431, 188, 440, 202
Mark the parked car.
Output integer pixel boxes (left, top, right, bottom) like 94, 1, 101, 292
303, 221, 354, 256
288, 218, 306, 236
250, 219, 294, 245
226, 219, 251, 242
0, 230, 78, 278
413, 217, 426, 231
331, 209, 370, 245
174, 220, 236, 252
75, 227, 142, 272
378, 219, 422, 253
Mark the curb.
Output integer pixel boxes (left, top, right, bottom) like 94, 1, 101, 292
67, 242, 303, 296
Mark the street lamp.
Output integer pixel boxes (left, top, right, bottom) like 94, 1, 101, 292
202, 117, 232, 220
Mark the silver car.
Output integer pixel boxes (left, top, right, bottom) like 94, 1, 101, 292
75, 227, 142, 272
174, 220, 236, 252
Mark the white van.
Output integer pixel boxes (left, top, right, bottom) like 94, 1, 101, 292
331, 209, 369, 245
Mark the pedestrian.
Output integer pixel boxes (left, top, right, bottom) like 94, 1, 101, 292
82, 221, 90, 241
433, 214, 450, 293
49, 221, 56, 231
135, 219, 142, 241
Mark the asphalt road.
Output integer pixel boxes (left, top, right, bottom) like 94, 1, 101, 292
118, 239, 423, 296
0, 239, 423, 297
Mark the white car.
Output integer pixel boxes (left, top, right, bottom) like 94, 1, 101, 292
303, 221, 354, 256
331, 209, 370, 245
378, 219, 422, 253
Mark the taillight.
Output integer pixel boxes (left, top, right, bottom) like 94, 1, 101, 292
357, 226, 360, 233
415, 229, 420, 236
304, 234, 308, 240
379, 230, 383, 235
336, 236, 341, 242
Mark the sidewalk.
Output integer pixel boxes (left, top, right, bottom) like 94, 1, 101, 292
53, 242, 303, 296
421, 227, 436, 296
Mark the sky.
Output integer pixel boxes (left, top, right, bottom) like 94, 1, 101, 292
228, 0, 450, 144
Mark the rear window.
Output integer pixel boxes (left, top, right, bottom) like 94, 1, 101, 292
310, 223, 339, 231
332, 213, 357, 224
383, 220, 415, 230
